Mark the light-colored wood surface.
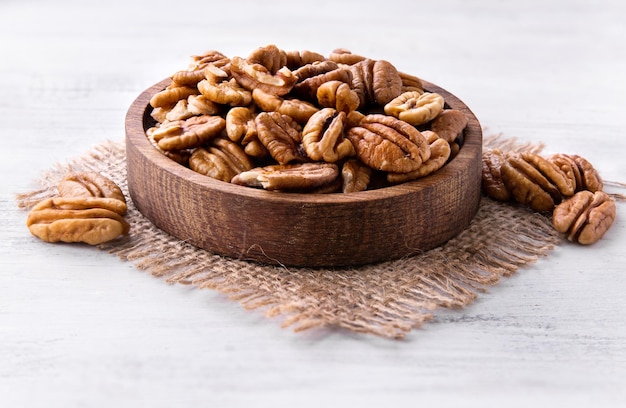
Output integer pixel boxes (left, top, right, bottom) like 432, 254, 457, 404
1, 1, 625, 406
126, 78, 482, 267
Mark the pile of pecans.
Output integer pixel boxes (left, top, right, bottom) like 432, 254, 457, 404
482, 150, 616, 245
26, 173, 130, 245
145, 44, 468, 193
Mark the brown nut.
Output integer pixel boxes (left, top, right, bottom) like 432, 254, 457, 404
553, 190, 616, 245
548, 153, 603, 194
350, 59, 403, 108
252, 88, 319, 125
385, 131, 448, 183
230, 56, 297, 96
255, 111, 304, 164
285, 49, 326, 69
481, 149, 512, 202
341, 159, 372, 193
501, 152, 575, 212
58, 172, 126, 209
189, 138, 253, 183
150, 115, 226, 151
328, 48, 367, 65
430, 109, 469, 143
164, 95, 221, 122
346, 114, 430, 173
316, 80, 360, 113
232, 162, 339, 191
292, 61, 353, 102
197, 77, 252, 107
26, 197, 130, 245
171, 50, 230, 87
225, 106, 256, 143
149, 85, 198, 109
301, 108, 355, 162
398, 71, 424, 93
384, 91, 445, 126
387, 135, 451, 183
247, 44, 288, 74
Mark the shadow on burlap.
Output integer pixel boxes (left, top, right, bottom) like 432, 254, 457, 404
17, 134, 575, 339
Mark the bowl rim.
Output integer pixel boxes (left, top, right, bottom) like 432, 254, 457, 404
126, 77, 482, 205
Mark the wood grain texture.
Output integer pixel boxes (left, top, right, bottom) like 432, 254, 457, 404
126, 79, 482, 266
2, 0, 626, 407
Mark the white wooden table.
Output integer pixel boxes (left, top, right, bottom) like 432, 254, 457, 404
2, 1, 625, 406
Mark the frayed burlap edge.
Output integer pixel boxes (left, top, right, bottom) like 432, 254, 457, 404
16, 134, 615, 339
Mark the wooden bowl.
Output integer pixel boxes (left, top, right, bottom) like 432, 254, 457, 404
125, 78, 482, 268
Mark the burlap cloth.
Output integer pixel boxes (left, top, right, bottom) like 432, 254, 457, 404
15, 134, 624, 339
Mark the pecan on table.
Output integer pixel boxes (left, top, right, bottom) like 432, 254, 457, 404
500, 152, 575, 212
548, 153, 603, 194
58, 172, 126, 210
26, 197, 130, 245
553, 190, 616, 245
481, 149, 512, 202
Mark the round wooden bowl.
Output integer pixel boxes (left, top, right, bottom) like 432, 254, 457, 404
125, 78, 482, 268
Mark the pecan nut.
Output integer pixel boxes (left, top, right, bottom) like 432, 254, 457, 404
430, 109, 469, 143
171, 50, 230, 86
316, 80, 360, 113
164, 95, 222, 122
292, 61, 352, 102
328, 48, 367, 65
398, 71, 424, 93
27, 197, 130, 245
232, 162, 338, 191
553, 190, 616, 245
350, 59, 403, 108
189, 138, 253, 183
387, 133, 451, 183
225, 106, 256, 143
58, 172, 126, 210
341, 159, 372, 193
252, 88, 318, 125
197, 77, 252, 107
501, 152, 575, 212
285, 49, 326, 69
481, 149, 512, 202
255, 111, 305, 164
150, 115, 226, 151
346, 114, 430, 173
230, 56, 297, 96
384, 91, 445, 126
548, 153, 603, 193
301, 108, 355, 162
149, 85, 198, 109
246, 44, 288, 74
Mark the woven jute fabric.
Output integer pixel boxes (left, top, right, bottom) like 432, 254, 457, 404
17, 135, 568, 339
